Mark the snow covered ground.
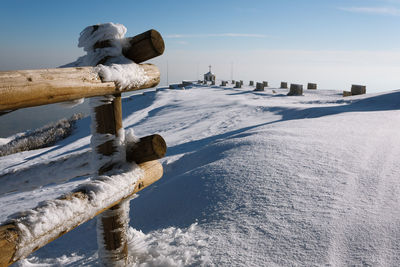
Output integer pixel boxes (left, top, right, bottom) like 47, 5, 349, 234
1, 83, 400, 266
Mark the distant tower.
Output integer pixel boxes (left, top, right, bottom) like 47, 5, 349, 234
204, 65, 216, 82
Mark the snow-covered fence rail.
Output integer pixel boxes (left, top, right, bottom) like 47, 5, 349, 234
0, 26, 167, 266
0, 65, 159, 111
0, 28, 164, 112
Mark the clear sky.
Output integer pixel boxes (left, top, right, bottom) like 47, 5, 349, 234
2, 0, 400, 92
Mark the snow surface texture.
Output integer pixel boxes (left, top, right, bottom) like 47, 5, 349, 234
60, 22, 148, 106
2, 84, 400, 266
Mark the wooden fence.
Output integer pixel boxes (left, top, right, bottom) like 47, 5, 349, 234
0, 29, 165, 267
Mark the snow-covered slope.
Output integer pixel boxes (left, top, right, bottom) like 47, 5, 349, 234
1, 84, 400, 266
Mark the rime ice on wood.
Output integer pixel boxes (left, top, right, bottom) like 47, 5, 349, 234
95, 59, 149, 91
63, 23, 127, 68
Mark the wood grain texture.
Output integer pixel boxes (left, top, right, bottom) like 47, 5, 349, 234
126, 134, 167, 164
95, 96, 128, 264
0, 160, 163, 267
0, 64, 159, 111
123, 29, 165, 64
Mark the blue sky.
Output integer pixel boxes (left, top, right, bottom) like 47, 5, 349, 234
1, 0, 400, 91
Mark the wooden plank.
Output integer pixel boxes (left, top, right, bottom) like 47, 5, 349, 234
0, 160, 163, 267
0, 64, 159, 111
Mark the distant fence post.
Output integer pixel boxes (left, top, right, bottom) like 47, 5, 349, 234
263, 81, 268, 87
351, 84, 366, 95
94, 94, 129, 265
287, 84, 303, 96
307, 83, 317, 90
280, 82, 288, 89
249, 81, 254, 86
255, 82, 264, 91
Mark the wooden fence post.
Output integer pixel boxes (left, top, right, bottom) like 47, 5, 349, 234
287, 84, 303, 96
254, 82, 264, 91
351, 84, 366, 95
307, 83, 317, 90
93, 93, 130, 265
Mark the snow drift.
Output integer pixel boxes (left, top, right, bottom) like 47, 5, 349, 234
1, 84, 400, 266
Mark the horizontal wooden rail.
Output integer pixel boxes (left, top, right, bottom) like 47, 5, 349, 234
0, 160, 163, 267
0, 64, 159, 111
0, 134, 167, 196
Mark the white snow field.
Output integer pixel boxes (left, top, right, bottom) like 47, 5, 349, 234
1, 84, 400, 266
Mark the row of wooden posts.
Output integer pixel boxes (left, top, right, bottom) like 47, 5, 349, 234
0, 29, 166, 267
198, 79, 366, 97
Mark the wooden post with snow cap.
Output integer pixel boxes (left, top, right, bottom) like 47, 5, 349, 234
91, 27, 165, 266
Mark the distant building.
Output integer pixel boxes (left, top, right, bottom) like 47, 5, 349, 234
204, 65, 216, 82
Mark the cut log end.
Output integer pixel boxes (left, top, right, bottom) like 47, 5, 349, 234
126, 134, 167, 164
123, 29, 165, 64
0, 225, 18, 267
